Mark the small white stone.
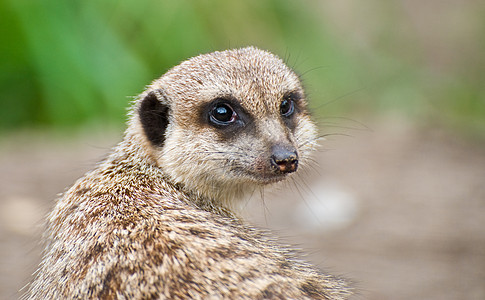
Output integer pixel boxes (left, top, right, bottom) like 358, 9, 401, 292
0, 196, 45, 235
293, 183, 359, 231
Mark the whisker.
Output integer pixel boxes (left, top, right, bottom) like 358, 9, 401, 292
318, 124, 371, 131
312, 86, 367, 110
290, 176, 324, 228
241, 187, 257, 211
259, 187, 269, 227
318, 116, 372, 132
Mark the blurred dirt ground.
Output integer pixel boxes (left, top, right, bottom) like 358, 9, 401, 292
1, 119, 484, 299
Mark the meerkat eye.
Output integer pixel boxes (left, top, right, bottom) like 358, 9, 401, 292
280, 98, 295, 117
210, 103, 237, 125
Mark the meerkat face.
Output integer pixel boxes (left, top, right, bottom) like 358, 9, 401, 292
136, 47, 318, 202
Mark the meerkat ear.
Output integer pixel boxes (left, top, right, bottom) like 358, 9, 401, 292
139, 91, 170, 147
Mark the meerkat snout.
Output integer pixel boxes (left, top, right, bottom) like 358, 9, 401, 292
270, 144, 298, 174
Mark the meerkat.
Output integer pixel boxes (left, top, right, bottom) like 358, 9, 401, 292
26, 47, 352, 299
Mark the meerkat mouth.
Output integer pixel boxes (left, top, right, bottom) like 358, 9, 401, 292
241, 170, 291, 185
255, 174, 289, 185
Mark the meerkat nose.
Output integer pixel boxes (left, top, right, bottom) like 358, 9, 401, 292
270, 144, 299, 174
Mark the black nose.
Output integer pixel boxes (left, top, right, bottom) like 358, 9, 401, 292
270, 145, 298, 174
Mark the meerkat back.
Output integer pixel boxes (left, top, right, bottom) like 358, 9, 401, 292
27, 47, 352, 299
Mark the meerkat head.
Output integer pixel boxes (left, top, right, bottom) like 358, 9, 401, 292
129, 47, 318, 205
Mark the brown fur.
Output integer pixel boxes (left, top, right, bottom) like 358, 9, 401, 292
26, 47, 352, 299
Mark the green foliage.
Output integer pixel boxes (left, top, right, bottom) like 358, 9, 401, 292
1, 0, 484, 136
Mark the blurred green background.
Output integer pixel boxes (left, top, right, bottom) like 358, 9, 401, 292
1, 0, 484, 136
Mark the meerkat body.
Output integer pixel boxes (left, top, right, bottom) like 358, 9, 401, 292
27, 47, 352, 299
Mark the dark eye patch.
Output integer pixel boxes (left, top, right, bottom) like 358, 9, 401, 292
280, 98, 295, 117
280, 91, 303, 130
199, 96, 254, 140
210, 102, 237, 125
283, 91, 302, 107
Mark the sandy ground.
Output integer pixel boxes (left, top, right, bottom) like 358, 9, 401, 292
1, 119, 484, 299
